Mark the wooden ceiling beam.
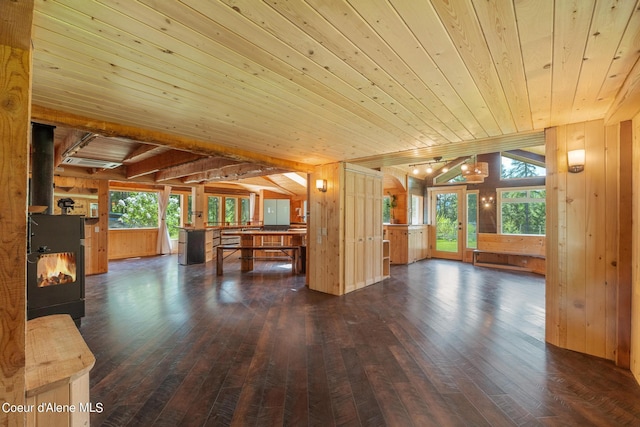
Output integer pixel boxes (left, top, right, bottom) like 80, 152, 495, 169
155, 157, 241, 182
54, 164, 189, 187
350, 131, 545, 169
122, 144, 163, 164
31, 105, 313, 173
126, 151, 201, 179
503, 149, 546, 167
431, 156, 470, 182
183, 163, 286, 184
109, 180, 193, 193
54, 130, 82, 167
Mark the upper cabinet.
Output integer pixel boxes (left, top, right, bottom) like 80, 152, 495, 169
263, 199, 290, 227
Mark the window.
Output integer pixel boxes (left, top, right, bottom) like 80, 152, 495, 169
411, 195, 423, 224
167, 195, 181, 239
240, 198, 250, 224
208, 196, 221, 225
501, 154, 545, 179
225, 197, 237, 225
109, 191, 159, 229
382, 193, 398, 224
466, 192, 478, 248
498, 187, 546, 235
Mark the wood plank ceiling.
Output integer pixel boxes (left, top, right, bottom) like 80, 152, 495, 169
29, 0, 640, 195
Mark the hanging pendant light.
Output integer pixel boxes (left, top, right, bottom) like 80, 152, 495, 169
463, 160, 489, 183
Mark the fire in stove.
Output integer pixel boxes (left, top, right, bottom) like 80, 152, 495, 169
37, 252, 77, 287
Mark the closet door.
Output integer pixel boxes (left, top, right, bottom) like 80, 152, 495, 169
343, 170, 357, 293
354, 172, 366, 289
341, 163, 384, 294
370, 175, 383, 282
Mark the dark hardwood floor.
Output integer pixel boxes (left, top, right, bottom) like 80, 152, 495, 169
80, 255, 640, 426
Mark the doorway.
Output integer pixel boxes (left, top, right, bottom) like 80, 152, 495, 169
430, 187, 465, 260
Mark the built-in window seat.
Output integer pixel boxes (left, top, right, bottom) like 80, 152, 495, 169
472, 233, 545, 275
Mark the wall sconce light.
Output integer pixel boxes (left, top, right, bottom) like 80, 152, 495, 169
567, 149, 585, 173
316, 179, 327, 192
481, 196, 495, 208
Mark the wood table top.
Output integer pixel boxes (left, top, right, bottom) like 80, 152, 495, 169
222, 229, 307, 236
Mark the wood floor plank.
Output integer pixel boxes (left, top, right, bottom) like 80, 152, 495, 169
77, 256, 640, 426
306, 344, 334, 427
283, 368, 308, 427
364, 364, 412, 426
387, 344, 465, 425
321, 339, 359, 426
341, 347, 386, 426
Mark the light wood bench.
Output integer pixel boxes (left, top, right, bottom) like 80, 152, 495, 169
472, 233, 545, 275
216, 245, 300, 275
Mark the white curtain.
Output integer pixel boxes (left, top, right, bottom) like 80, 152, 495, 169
249, 193, 256, 224
157, 185, 173, 254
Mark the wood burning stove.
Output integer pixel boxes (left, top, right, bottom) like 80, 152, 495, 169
27, 213, 85, 323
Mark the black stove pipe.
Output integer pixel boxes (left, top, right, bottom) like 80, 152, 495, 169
30, 123, 56, 214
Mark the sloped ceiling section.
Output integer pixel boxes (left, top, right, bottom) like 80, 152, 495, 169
31, 0, 640, 190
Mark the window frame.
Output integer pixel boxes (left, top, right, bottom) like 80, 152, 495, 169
496, 185, 546, 236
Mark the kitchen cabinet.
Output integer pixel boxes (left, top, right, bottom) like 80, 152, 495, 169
384, 224, 430, 264
178, 228, 216, 265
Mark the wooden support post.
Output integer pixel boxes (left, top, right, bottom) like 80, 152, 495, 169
0, 1, 35, 425
191, 185, 206, 228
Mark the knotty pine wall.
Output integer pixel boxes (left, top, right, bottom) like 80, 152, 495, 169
308, 162, 343, 295
632, 112, 640, 384
108, 228, 159, 259
545, 119, 632, 366
54, 176, 109, 274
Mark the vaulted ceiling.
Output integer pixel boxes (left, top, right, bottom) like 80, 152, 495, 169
30, 0, 640, 195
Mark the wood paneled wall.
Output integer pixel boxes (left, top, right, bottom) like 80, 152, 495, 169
545, 119, 629, 364
307, 163, 344, 295
54, 176, 109, 274
309, 163, 342, 295
632, 112, 640, 383
108, 229, 160, 260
